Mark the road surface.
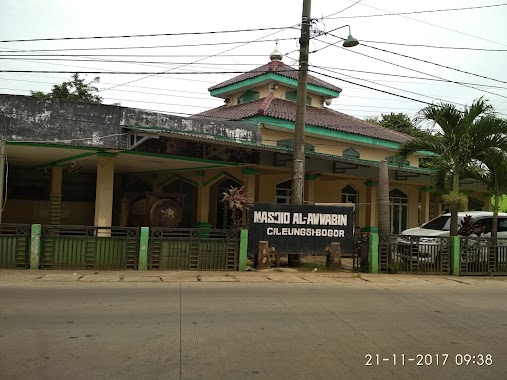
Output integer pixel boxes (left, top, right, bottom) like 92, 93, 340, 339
0, 273, 506, 379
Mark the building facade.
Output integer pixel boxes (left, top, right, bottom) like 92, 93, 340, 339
0, 52, 491, 237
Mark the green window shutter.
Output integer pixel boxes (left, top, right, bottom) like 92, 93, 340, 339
237, 90, 259, 104
277, 138, 315, 152
285, 91, 297, 102
285, 91, 311, 105
386, 155, 409, 165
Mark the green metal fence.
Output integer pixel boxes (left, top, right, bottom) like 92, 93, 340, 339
41, 226, 139, 270
149, 228, 239, 270
379, 235, 451, 274
460, 237, 507, 276
0, 224, 30, 269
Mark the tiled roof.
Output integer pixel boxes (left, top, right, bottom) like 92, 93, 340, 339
194, 98, 413, 144
208, 60, 342, 94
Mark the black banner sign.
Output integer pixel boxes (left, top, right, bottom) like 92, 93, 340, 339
247, 203, 354, 255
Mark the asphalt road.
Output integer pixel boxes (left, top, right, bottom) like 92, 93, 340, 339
1, 280, 506, 380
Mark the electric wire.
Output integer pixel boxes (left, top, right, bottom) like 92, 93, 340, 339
0, 37, 298, 53
333, 1, 507, 47
98, 23, 300, 92
0, 26, 294, 44
324, 0, 363, 18
356, 40, 507, 52
310, 66, 462, 107
357, 40, 507, 85
324, 3, 507, 19
312, 65, 507, 90
313, 36, 507, 100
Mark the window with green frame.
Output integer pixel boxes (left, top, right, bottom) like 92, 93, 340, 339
237, 90, 259, 104
285, 90, 312, 105
343, 147, 360, 158
386, 155, 410, 166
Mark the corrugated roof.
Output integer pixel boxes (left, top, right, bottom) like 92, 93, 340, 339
194, 98, 412, 144
208, 60, 342, 93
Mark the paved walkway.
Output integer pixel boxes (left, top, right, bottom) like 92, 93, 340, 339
1, 269, 506, 286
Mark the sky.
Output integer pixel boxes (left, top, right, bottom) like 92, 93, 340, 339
0, 0, 506, 127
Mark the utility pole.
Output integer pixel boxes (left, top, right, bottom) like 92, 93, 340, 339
0, 140, 5, 223
290, 0, 311, 205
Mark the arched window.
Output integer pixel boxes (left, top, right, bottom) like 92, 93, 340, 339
341, 185, 358, 204
276, 180, 292, 204
390, 189, 408, 234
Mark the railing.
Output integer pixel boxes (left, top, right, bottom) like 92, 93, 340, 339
460, 237, 507, 275
352, 233, 369, 271
149, 228, 239, 271
41, 225, 139, 270
0, 224, 30, 269
379, 235, 451, 274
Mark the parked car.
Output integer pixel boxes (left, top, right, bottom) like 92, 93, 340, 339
397, 211, 507, 264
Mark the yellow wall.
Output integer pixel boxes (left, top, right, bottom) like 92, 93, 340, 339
313, 179, 368, 228
259, 127, 414, 166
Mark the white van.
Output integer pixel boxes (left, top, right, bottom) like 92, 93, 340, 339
398, 211, 507, 264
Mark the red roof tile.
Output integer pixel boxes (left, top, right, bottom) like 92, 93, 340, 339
194, 98, 412, 144
208, 60, 342, 94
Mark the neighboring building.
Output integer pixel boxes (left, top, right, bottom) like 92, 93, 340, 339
0, 50, 491, 235
494, 196, 507, 213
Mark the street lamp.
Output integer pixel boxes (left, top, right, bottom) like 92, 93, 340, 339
291, 18, 360, 205
342, 25, 359, 48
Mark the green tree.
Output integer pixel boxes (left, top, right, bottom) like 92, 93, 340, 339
31, 73, 102, 104
368, 112, 427, 138
463, 148, 507, 237
396, 98, 507, 237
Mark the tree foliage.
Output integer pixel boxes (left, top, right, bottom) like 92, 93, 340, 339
463, 148, 507, 237
396, 98, 507, 236
367, 112, 427, 138
220, 186, 254, 229
31, 73, 103, 104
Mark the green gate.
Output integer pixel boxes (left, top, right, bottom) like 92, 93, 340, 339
41, 226, 139, 270
0, 224, 30, 269
460, 237, 507, 275
148, 228, 239, 270
379, 235, 451, 274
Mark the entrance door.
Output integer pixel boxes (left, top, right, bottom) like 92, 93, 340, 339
390, 189, 408, 234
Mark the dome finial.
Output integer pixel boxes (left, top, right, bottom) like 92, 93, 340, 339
269, 40, 283, 61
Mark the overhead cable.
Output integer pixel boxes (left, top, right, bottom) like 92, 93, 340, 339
0, 26, 294, 44
324, 3, 507, 19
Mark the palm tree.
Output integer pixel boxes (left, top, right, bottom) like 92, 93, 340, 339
397, 98, 507, 237
464, 147, 507, 238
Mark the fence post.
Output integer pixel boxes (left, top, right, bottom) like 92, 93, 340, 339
30, 224, 41, 270
368, 233, 379, 273
138, 227, 149, 271
238, 229, 249, 271
450, 236, 460, 276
